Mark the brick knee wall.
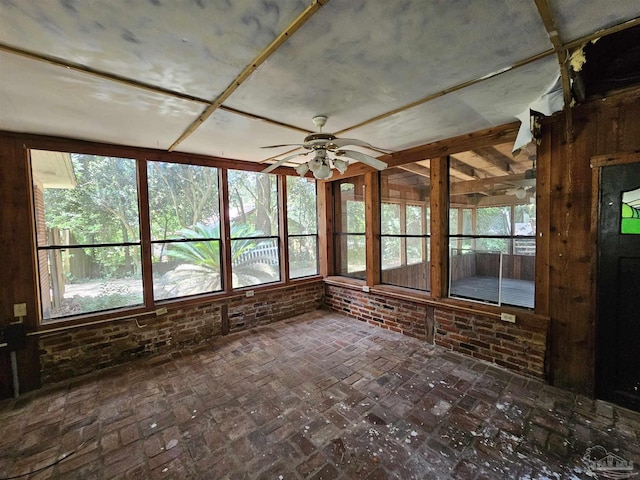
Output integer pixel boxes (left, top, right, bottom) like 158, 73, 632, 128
39, 281, 324, 384
434, 309, 546, 377
324, 283, 547, 378
324, 284, 428, 341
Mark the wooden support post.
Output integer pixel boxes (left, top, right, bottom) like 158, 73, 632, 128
365, 172, 380, 287
430, 156, 449, 299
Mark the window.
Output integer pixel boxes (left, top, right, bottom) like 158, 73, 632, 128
448, 143, 536, 308
147, 162, 222, 300
31, 151, 143, 320
380, 166, 430, 291
227, 170, 280, 288
287, 176, 318, 278
334, 176, 366, 279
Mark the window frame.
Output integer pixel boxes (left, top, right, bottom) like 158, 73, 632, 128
27, 142, 321, 326
332, 176, 367, 279
286, 175, 319, 280
330, 138, 538, 314
30, 150, 145, 322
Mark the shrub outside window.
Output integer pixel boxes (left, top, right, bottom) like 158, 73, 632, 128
287, 176, 318, 279
31, 151, 143, 320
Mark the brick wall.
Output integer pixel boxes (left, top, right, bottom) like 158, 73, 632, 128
434, 309, 546, 378
325, 283, 547, 378
324, 285, 428, 341
39, 281, 324, 383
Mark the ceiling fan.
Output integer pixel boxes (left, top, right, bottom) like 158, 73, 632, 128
506, 185, 534, 199
261, 115, 388, 179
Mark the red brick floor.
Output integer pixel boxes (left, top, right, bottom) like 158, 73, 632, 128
1, 310, 639, 479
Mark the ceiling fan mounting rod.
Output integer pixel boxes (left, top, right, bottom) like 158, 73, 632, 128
312, 115, 328, 130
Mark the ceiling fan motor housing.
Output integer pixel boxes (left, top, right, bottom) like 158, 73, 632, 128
303, 133, 337, 149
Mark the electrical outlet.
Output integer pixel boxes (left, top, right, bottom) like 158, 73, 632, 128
155, 307, 168, 316
246, 290, 254, 297
500, 312, 516, 323
362, 286, 370, 292
13, 303, 27, 317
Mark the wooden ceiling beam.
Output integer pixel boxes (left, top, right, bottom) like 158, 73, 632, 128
326, 123, 519, 181
397, 163, 431, 178
473, 147, 516, 173
450, 173, 535, 195
451, 150, 509, 177
449, 157, 478, 180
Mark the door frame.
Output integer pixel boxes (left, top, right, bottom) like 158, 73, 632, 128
590, 150, 640, 400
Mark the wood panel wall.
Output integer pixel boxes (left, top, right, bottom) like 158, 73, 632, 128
540, 86, 640, 393
0, 136, 41, 394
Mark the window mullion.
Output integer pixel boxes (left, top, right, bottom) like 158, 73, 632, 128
137, 157, 154, 308
278, 175, 289, 283
219, 168, 233, 293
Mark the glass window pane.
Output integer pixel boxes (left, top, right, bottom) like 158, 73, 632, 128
449, 248, 501, 305
287, 176, 317, 234
147, 162, 221, 300
34, 153, 140, 245
381, 237, 401, 269
147, 162, 219, 241
346, 201, 365, 233
335, 179, 365, 234
289, 236, 318, 278
40, 246, 143, 319
622, 187, 640, 234
406, 205, 423, 235
515, 204, 536, 236
335, 234, 366, 279
449, 142, 536, 308
407, 237, 426, 264
31, 150, 142, 321
381, 203, 401, 234
477, 207, 510, 235
380, 166, 431, 291
231, 238, 280, 288
462, 208, 473, 235
449, 209, 459, 234
153, 240, 222, 300
228, 170, 279, 236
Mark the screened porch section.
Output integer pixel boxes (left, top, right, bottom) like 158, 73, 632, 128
448, 142, 537, 308
377, 141, 536, 309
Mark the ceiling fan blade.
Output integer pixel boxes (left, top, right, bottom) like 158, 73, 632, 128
261, 143, 304, 149
262, 152, 306, 173
329, 138, 388, 151
336, 150, 388, 170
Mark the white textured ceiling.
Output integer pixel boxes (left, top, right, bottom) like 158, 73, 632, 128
0, 1, 638, 167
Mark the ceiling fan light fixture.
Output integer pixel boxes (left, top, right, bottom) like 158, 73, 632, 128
295, 162, 309, 176
333, 158, 349, 174
515, 187, 527, 199
313, 161, 333, 180
308, 156, 323, 173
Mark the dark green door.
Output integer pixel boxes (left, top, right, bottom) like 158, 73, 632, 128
597, 161, 640, 411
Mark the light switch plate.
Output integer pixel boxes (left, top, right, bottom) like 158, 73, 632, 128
14, 303, 27, 317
